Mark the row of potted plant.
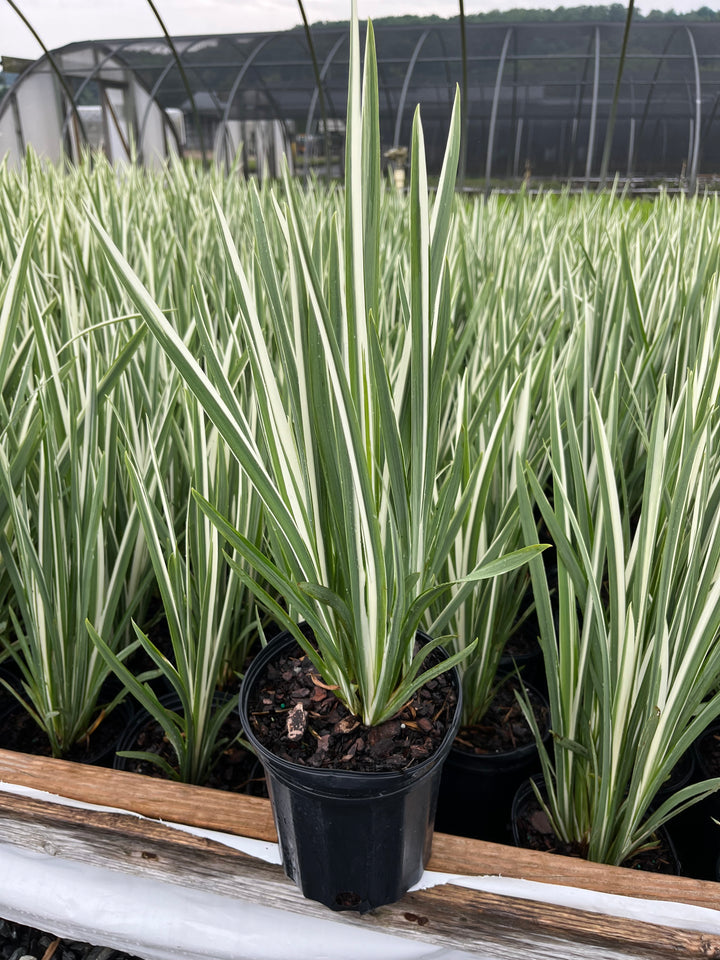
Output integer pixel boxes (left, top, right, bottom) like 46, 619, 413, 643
2, 4, 720, 908
90, 3, 720, 900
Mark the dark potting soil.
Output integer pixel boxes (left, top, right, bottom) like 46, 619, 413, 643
120, 705, 268, 795
0, 918, 141, 960
248, 641, 457, 772
453, 681, 547, 755
514, 788, 678, 874
0, 701, 131, 765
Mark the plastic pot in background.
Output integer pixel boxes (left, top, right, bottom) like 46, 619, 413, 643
511, 777, 682, 875
75, 698, 136, 767
434, 681, 549, 844
652, 750, 702, 878
684, 720, 720, 880
498, 604, 547, 697
498, 641, 545, 696
0, 695, 134, 767
239, 630, 462, 913
113, 692, 266, 795
0, 664, 24, 723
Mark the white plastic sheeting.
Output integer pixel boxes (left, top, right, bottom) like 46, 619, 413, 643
0, 54, 180, 169
214, 119, 294, 177
0, 844, 483, 960
0, 71, 63, 166
0, 780, 718, 959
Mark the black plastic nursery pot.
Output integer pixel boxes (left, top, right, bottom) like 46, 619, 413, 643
652, 750, 702, 878
498, 603, 547, 697
499, 641, 545, 695
434, 681, 549, 844
685, 720, 720, 880
239, 630, 462, 913
0, 681, 135, 768
113, 692, 266, 794
0, 664, 24, 724
511, 777, 682, 875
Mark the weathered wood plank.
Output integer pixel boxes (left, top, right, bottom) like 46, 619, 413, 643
0, 747, 716, 914
0, 748, 277, 841
0, 791, 718, 960
429, 830, 720, 910
370, 886, 720, 960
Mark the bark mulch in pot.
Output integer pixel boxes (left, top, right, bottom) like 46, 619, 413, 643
247, 641, 457, 772
0, 701, 133, 767
513, 781, 680, 874
116, 699, 267, 796
453, 680, 546, 755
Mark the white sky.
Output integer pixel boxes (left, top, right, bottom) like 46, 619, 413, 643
0, 0, 708, 60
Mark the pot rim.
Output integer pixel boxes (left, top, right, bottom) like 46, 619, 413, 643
239, 627, 462, 785
449, 679, 550, 764
511, 775, 682, 874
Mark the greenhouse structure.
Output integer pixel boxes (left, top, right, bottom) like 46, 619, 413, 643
2, 18, 720, 186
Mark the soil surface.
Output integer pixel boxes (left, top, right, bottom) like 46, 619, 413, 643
117, 701, 268, 795
453, 681, 547, 755
248, 641, 457, 772
0, 700, 133, 766
514, 783, 679, 873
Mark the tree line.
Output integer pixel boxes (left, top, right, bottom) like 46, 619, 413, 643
311, 6, 720, 27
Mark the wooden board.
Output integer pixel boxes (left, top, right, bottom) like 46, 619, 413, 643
0, 748, 718, 960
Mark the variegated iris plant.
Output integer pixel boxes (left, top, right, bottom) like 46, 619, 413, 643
88, 3, 539, 727
519, 374, 720, 865
3, 10, 720, 813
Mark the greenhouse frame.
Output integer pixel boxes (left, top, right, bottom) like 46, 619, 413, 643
2, 19, 720, 186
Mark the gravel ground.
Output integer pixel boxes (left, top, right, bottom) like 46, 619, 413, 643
0, 920, 142, 960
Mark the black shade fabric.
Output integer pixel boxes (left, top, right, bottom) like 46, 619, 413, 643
7, 19, 720, 180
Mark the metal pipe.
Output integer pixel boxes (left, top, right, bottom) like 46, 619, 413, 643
685, 25, 702, 193
59, 40, 135, 141
568, 28, 596, 180
485, 27, 513, 192
599, 0, 635, 185
513, 115, 523, 179
305, 34, 346, 139
458, 0, 468, 190
137, 37, 214, 159
393, 30, 430, 147
632, 27, 681, 175
1, 0, 91, 150
585, 26, 600, 181
216, 36, 273, 169
305, 33, 346, 178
